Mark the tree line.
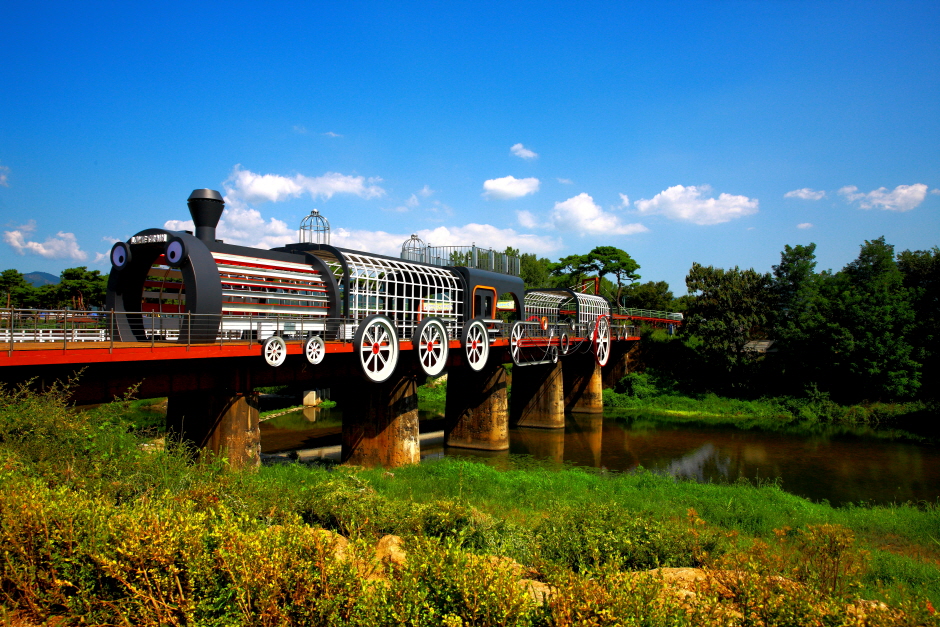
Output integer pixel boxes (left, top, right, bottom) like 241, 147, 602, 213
516, 238, 938, 404
0, 267, 108, 310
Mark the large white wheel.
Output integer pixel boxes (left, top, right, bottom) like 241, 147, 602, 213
593, 315, 611, 367
509, 320, 527, 366
262, 336, 287, 367
304, 335, 326, 365
354, 315, 399, 382
462, 319, 490, 371
415, 318, 449, 377
559, 330, 571, 355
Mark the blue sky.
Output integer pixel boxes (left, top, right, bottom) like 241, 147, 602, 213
1, 1, 938, 294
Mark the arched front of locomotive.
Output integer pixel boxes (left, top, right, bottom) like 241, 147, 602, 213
106, 229, 222, 343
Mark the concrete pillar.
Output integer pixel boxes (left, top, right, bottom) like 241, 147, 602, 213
602, 340, 638, 389
563, 352, 603, 414
341, 371, 420, 467
445, 363, 509, 450
166, 391, 260, 469
510, 361, 565, 428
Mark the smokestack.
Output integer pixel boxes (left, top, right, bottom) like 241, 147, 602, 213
187, 189, 225, 243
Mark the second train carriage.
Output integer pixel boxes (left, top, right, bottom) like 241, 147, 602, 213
105, 189, 618, 382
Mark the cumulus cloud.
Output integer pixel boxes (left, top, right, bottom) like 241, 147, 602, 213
797, 223, 813, 229
330, 224, 561, 257
549, 193, 648, 236
510, 143, 538, 160
418, 185, 434, 198
406, 194, 420, 208
619, 193, 630, 207
557, 178, 573, 185
785, 188, 826, 200
223, 164, 385, 207
838, 184, 928, 212
516, 210, 543, 229
3, 221, 88, 260
482, 176, 540, 200
635, 184, 758, 225
0, 165, 9, 187
931, 188, 940, 195
165, 205, 296, 250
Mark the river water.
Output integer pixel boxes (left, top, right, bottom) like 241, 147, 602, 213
260, 408, 940, 506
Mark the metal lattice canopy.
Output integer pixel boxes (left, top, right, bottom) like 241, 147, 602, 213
313, 248, 465, 341
299, 209, 330, 245
401, 234, 426, 263
525, 289, 609, 326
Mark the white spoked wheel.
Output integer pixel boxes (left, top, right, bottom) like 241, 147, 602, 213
463, 319, 490, 371
415, 318, 449, 377
509, 320, 527, 367
304, 335, 326, 365
551, 345, 559, 363
559, 330, 571, 355
593, 315, 611, 366
354, 315, 399, 382
262, 336, 287, 367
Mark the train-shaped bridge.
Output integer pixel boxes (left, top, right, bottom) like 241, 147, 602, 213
0, 189, 683, 468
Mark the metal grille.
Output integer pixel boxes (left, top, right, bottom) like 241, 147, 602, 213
525, 289, 610, 326
142, 261, 185, 314
523, 291, 571, 326
326, 250, 464, 341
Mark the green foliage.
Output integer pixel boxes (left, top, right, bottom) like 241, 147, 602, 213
620, 280, 673, 311
682, 262, 772, 389
898, 246, 940, 398
2, 387, 940, 624
0, 266, 109, 310
519, 253, 552, 290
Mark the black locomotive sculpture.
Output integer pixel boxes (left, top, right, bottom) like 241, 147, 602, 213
106, 189, 616, 382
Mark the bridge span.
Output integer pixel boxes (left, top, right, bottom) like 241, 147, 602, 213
1, 188, 682, 468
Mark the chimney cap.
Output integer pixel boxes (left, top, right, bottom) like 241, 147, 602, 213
188, 188, 224, 202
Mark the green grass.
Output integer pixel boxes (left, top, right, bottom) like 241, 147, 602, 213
2, 384, 938, 625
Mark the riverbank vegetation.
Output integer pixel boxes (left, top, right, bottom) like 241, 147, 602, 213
2, 386, 938, 625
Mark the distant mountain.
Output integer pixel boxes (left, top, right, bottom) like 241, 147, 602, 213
23, 271, 59, 287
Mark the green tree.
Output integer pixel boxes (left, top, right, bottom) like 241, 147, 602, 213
519, 253, 551, 290
586, 246, 640, 305
898, 247, 940, 398
56, 267, 109, 310
0, 269, 36, 308
822, 237, 919, 400
549, 253, 594, 290
683, 262, 772, 389
769, 243, 831, 393
621, 280, 673, 311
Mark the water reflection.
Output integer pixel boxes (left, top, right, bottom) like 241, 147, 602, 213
260, 407, 940, 505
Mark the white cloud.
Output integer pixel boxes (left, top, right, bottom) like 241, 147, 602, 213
3, 221, 88, 260
165, 205, 296, 250
0, 165, 9, 187
510, 143, 538, 160
635, 184, 758, 225
418, 185, 434, 198
931, 188, 940, 195
323, 131, 342, 138
839, 184, 928, 212
797, 223, 813, 229
482, 175, 540, 200
331, 224, 561, 257
619, 193, 630, 207
292, 125, 307, 134
516, 210, 543, 229
785, 188, 826, 200
557, 178, 573, 185
549, 193, 649, 236
406, 194, 420, 208
223, 164, 385, 206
